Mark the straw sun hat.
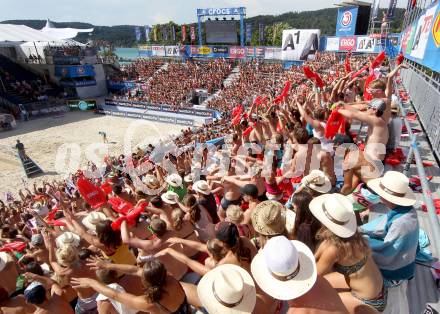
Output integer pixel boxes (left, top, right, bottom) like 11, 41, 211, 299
309, 193, 356, 238
193, 180, 211, 195
197, 264, 256, 314
161, 191, 179, 204
81, 211, 106, 232
251, 201, 286, 236
251, 236, 317, 301
367, 171, 416, 207
300, 169, 332, 194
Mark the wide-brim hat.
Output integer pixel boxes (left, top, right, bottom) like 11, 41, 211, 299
309, 193, 357, 238
193, 180, 211, 195
142, 174, 160, 190
367, 171, 416, 207
0, 252, 9, 271
251, 201, 286, 236
81, 211, 106, 232
55, 232, 80, 248
161, 191, 179, 204
301, 170, 332, 194
165, 174, 183, 188
184, 173, 195, 183
265, 192, 283, 201
251, 238, 317, 301
197, 264, 256, 314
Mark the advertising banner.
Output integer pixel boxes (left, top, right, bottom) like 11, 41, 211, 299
246, 23, 252, 43
410, 3, 438, 59
255, 47, 265, 58
135, 26, 141, 42
339, 36, 357, 51
229, 46, 246, 58
371, 0, 381, 20
336, 7, 358, 36
190, 26, 196, 42
246, 47, 255, 57
325, 37, 340, 51
281, 29, 320, 61
165, 46, 180, 57
402, 2, 440, 72
356, 36, 376, 52
196, 7, 245, 16
264, 47, 282, 59
387, 0, 398, 18
138, 45, 153, 57
181, 25, 187, 42
212, 46, 229, 54
145, 26, 151, 42
151, 45, 165, 57
55, 65, 95, 78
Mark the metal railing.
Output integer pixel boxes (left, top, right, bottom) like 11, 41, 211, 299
399, 63, 440, 162
394, 70, 440, 255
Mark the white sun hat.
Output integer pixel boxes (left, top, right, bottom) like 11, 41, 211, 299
251, 236, 317, 301
55, 232, 81, 248
367, 171, 416, 207
300, 169, 332, 194
309, 193, 357, 238
197, 264, 256, 314
184, 173, 195, 183
193, 180, 211, 195
81, 211, 106, 232
161, 191, 179, 205
165, 173, 183, 188
0, 252, 10, 271
142, 174, 160, 190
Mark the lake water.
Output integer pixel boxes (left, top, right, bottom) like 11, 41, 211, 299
114, 48, 139, 62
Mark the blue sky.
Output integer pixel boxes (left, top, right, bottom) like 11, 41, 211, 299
1, 0, 408, 26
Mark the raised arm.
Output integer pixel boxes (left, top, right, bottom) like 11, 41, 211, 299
166, 237, 208, 253
155, 247, 210, 276
86, 255, 142, 276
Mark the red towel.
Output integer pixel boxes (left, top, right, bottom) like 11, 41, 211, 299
76, 176, 107, 209
325, 110, 346, 139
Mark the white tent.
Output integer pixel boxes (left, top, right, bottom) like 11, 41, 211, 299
0, 24, 61, 43
41, 19, 93, 40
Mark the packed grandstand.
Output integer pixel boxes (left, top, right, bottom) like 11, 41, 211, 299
1, 1, 440, 314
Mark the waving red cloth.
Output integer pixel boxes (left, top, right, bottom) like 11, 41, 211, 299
232, 104, 243, 117
371, 51, 386, 70
76, 176, 107, 209
111, 201, 148, 231
351, 65, 369, 79
325, 110, 346, 139
101, 180, 113, 195
396, 53, 404, 65
242, 126, 254, 137
303, 67, 325, 89
108, 197, 134, 215
363, 72, 376, 101
344, 57, 351, 73
0, 241, 27, 252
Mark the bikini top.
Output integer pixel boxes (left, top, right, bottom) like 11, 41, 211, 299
334, 254, 368, 276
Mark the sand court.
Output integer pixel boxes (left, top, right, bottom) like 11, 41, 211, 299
0, 111, 184, 193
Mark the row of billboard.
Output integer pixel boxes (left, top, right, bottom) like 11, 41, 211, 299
401, 2, 440, 72
97, 108, 195, 126
138, 44, 283, 60
105, 99, 216, 118
323, 34, 401, 53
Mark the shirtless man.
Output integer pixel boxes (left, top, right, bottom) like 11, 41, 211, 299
0, 286, 35, 314
338, 63, 407, 161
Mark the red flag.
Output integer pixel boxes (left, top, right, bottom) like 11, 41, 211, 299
344, 56, 351, 73
0, 241, 27, 252
396, 53, 404, 65
181, 25, 187, 42
351, 65, 369, 79
242, 126, 254, 136
371, 51, 386, 70
101, 180, 113, 195
111, 201, 147, 231
108, 197, 134, 215
363, 72, 376, 101
190, 26, 196, 42
303, 67, 325, 89
325, 110, 346, 139
76, 176, 107, 209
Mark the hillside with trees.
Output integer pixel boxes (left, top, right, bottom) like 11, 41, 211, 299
1, 8, 405, 47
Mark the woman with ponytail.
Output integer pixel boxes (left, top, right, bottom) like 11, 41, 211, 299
72, 257, 191, 314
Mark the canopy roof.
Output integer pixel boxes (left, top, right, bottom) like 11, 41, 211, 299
0, 24, 61, 42
41, 19, 93, 40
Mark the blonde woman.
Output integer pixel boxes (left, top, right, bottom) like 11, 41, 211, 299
310, 194, 385, 313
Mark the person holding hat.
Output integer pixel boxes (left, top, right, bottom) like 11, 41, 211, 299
165, 173, 187, 202
192, 180, 219, 224
310, 193, 386, 313
251, 236, 349, 313
361, 171, 418, 311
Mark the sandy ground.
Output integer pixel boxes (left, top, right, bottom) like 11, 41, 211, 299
0, 112, 184, 194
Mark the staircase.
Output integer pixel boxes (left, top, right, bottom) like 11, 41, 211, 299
201, 65, 240, 105
20, 155, 43, 178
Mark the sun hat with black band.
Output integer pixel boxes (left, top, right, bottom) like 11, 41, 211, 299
197, 264, 256, 314
193, 180, 211, 195
251, 236, 317, 301
309, 193, 357, 238
300, 170, 332, 194
367, 171, 416, 207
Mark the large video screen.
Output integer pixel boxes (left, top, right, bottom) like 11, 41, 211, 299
205, 20, 238, 44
